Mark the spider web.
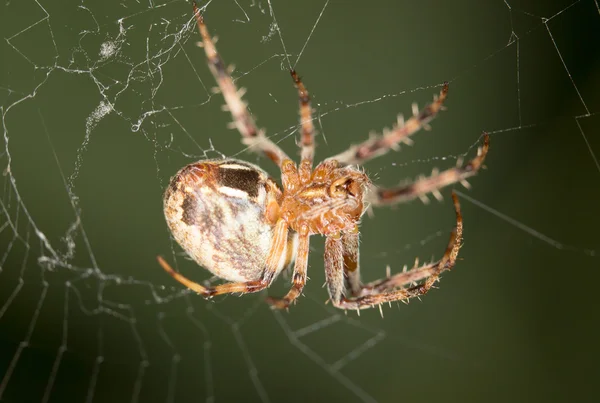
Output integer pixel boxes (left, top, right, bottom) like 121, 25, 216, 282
1, 0, 599, 402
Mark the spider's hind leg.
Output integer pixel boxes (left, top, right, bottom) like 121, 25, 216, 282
159, 219, 290, 298
290, 70, 316, 177
192, 4, 290, 167
158, 256, 271, 296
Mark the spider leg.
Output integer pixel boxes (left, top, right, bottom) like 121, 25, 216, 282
159, 219, 290, 297
329, 192, 463, 310
328, 83, 449, 166
369, 134, 489, 206
193, 4, 290, 167
361, 261, 444, 296
342, 230, 362, 297
290, 70, 316, 179
324, 234, 346, 304
322, 224, 373, 305
265, 228, 310, 309
341, 227, 446, 298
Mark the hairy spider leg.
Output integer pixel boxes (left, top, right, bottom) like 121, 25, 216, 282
265, 227, 310, 309
264, 72, 316, 309
290, 70, 316, 178
328, 192, 463, 310
328, 83, 449, 166
193, 3, 290, 167
341, 230, 362, 296
343, 233, 459, 299
370, 134, 489, 206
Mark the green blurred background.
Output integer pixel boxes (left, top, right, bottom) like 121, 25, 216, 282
1, 0, 599, 402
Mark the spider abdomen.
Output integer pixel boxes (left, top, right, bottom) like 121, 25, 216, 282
163, 159, 295, 282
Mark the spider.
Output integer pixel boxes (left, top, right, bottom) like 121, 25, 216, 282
157, 4, 490, 311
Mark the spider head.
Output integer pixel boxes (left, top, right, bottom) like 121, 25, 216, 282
326, 165, 370, 216
329, 175, 365, 199
283, 162, 369, 235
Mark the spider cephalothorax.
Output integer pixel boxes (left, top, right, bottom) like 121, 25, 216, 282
278, 159, 369, 236
158, 4, 489, 311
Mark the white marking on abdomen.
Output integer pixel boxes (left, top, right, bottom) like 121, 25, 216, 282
218, 186, 251, 199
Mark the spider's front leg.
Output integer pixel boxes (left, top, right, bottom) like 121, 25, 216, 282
159, 220, 290, 297
326, 193, 463, 311
369, 134, 489, 206
329, 83, 449, 167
